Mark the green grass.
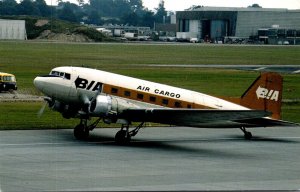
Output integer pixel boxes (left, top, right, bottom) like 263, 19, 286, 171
1, 42, 300, 94
0, 102, 159, 130
0, 102, 77, 129
282, 103, 300, 123
0, 41, 299, 129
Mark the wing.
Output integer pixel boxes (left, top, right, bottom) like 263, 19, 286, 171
119, 108, 286, 128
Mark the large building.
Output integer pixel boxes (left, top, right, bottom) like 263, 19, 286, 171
176, 7, 300, 43
0, 19, 27, 40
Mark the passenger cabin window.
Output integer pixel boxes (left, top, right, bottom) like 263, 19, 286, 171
111, 88, 118, 94
175, 101, 181, 108
162, 99, 169, 105
150, 96, 156, 102
187, 104, 192, 108
124, 91, 131, 97
137, 93, 144, 100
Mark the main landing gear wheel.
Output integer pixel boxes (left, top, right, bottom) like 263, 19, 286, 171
114, 122, 144, 144
74, 124, 89, 140
240, 127, 252, 140
73, 118, 101, 140
115, 130, 131, 144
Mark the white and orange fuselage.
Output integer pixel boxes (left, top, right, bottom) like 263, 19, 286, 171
34, 66, 249, 111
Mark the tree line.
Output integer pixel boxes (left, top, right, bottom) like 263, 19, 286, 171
0, 0, 169, 28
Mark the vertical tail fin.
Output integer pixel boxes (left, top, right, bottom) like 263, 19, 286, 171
240, 72, 283, 120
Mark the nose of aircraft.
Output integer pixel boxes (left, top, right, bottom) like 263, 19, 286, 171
33, 76, 44, 91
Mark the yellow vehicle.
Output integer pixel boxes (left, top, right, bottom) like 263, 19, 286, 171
0, 72, 17, 92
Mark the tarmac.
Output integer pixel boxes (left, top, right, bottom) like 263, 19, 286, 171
1, 126, 300, 191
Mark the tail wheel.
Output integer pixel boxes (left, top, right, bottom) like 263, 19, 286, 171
244, 131, 252, 140
240, 127, 252, 140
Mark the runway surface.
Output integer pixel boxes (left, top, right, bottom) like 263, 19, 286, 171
1, 126, 300, 191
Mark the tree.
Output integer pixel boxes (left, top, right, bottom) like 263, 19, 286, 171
0, 0, 166, 27
154, 0, 167, 23
248, 4, 262, 8
113, 0, 131, 17
0, 0, 18, 15
185, 5, 203, 11
57, 2, 78, 22
18, 0, 41, 16
89, 0, 113, 17
87, 10, 103, 25
141, 9, 155, 28
128, 0, 144, 14
77, 0, 84, 7
121, 11, 139, 26
35, 0, 51, 17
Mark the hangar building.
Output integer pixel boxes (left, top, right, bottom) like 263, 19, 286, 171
0, 19, 27, 40
176, 7, 300, 43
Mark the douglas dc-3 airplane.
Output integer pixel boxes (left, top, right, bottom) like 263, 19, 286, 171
34, 66, 297, 143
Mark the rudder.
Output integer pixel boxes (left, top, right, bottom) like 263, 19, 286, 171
240, 72, 283, 120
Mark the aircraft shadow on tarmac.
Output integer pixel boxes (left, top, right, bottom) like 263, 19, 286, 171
228, 135, 299, 143
58, 129, 299, 145
58, 129, 299, 159
85, 135, 249, 159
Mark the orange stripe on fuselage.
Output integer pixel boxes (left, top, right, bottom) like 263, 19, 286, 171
102, 84, 212, 109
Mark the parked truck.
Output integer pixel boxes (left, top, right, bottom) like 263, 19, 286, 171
0, 72, 17, 92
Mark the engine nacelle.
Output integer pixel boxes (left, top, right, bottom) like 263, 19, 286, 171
48, 100, 77, 119
89, 95, 140, 119
89, 95, 113, 117
49, 100, 63, 111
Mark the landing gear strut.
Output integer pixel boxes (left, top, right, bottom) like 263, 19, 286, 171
115, 122, 144, 144
74, 118, 101, 140
240, 127, 252, 140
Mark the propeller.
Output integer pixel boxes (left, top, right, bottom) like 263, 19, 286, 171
78, 86, 102, 115
37, 97, 52, 118
37, 102, 47, 118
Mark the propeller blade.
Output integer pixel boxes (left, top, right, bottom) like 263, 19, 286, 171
37, 102, 47, 118
90, 87, 102, 103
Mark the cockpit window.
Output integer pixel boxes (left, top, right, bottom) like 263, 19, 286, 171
65, 73, 71, 80
50, 70, 71, 80
50, 71, 60, 76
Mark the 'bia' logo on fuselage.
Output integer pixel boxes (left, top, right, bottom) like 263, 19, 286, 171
75, 77, 103, 91
256, 86, 280, 101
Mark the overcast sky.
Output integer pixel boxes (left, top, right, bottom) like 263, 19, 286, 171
45, 0, 300, 10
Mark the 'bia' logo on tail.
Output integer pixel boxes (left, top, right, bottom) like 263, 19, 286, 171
256, 86, 280, 101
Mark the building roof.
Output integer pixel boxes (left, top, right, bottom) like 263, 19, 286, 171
190, 6, 297, 12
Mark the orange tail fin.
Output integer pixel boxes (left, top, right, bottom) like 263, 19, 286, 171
240, 72, 283, 120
